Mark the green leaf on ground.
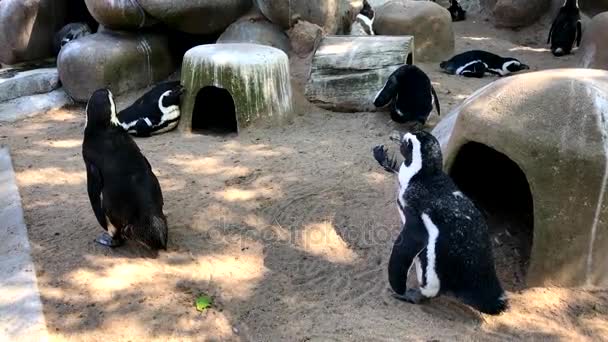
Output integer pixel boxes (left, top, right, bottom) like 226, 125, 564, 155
195, 295, 213, 312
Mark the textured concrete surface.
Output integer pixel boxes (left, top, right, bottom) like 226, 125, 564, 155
0, 148, 48, 341
0, 68, 59, 103
0, 88, 72, 123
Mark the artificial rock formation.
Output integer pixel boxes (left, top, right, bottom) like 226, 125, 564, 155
578, 12, 608, 70
374, 0, 454, 62
218, 12, 290, 53
58, 31, 174, 102
579, 0, 608, 17
179, 43, 293, 133
84, 0, 156, 31
482, 0, 550, 27
433, 68, 608, 287
305, 35, 414, 112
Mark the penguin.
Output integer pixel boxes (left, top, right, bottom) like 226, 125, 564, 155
372, 130, 508, 315
83, 89, 168, 250
117, 81, 183, 138
356, 0, 375, 35
440, 50, 529, 77
53, 23, 92, 55
448, 0, 466, 22
547, 0, 582, 57
374, 65, 440, 126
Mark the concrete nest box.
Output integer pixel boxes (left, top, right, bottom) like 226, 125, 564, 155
433, 69, 608, 287
179, 43, 293, 134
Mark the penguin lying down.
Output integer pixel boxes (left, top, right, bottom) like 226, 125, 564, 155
83, 89, 168, 250
440, 50, 529, 78
117, 81, 184, 137
374, 65, 440, 126
372, 130, 508, 315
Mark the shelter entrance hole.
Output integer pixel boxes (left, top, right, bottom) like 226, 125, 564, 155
449, 142, 534, 291
192, 86, 238, 134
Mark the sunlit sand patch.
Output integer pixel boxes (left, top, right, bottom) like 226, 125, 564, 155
17, 168, 85, 186
166, 155, 250, 177
298, 222, 357, 264
214, 186, 278, 202
36, 139, 82, 149
364, 171, 390, 185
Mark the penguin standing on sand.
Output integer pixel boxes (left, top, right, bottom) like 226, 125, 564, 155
440, 50, 529, 77
83, 89, 168, 250
118, 81, 183, 137
372, 131, 508, 315
447, 0, 466, 21
374, 65, 440, 126
547, 0, 582, 57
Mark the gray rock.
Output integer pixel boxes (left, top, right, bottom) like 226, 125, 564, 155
579, 0, 608, 17
0, 88, 72, 123
0, 68, 59, 102
255, 0, 362, 34
374, 0, 454, 62
287, 20, 324, 57
0, 0, 67, 64
138, 0, 252, 34
218, 13, 290, 53
432, 68, 608, 287
58, 31, 175, 103
485, 0, 550, 27
84, 0, 157, 31
579, 12, 608, 70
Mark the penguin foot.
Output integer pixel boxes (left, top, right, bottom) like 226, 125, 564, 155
392, 288, 429, 304
95, 232, 124, 247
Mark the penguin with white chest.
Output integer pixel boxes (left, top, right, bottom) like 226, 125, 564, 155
547, 0, 582, 57
83, 89, 168, 250
356, 0, 375, 35
440, 50, 529, 78
372, 131, 508, 315
118, 81, 183, 137
374, 65, 440, 126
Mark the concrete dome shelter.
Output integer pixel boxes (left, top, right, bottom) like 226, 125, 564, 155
433, 68, 608, 287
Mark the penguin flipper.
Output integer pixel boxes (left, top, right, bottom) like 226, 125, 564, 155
576, 20, 582, 47
374, 75, 398, 108
388, 208, 428, 296
431, 86, 441, 116
133, 119, 153, 138
373, 145, 400, 173
85, 161, 107, 230
547, 17, 557, 44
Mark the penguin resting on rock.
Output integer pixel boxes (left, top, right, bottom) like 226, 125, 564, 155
374, 65, 440, 126
440, 50, 529, 77
547, 0, 582, 57
83, 89, 168, 250
372, 130, 508, 315
117, 81, 183, 137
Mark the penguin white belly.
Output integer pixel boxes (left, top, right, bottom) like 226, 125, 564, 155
456, 60, 482, 75
420, 213, 441, 297
414, 257, 423, 285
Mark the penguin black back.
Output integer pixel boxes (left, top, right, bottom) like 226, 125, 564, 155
372, 131, 507, 315
440, 50, 529, 77
547, 0, 582, 56
83, 89, 168, 250
373, 65, 440, 125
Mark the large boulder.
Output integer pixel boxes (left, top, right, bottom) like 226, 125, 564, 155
433, 69, 608, 287
84, 0, 157, 31
218, 11, 290, 53
58, 31, 175, 102
0, 0, 67, 64
579, 0, 608, 17
483, 0, 550, 27
255, 0, 363, 34
0, 68, 59, 102
374, 0, 454, 62
138, 0, 252, 35
287, 20, 324, 57
578, 12, 608, 70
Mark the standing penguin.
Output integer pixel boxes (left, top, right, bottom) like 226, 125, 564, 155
356, 0, 375, 35
117, 81, 183, 137
440, 50, 529, 77
372, 131, 508, 315
547, 0, 582, 57
447, 0, 466, 21
374, 65, 440, 125
83, 89, 168, 250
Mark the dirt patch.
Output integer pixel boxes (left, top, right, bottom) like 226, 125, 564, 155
0, 15, 606, 342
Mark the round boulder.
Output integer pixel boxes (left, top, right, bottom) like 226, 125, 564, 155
578, 12, 608, 70
217, 12, 290, 53
433, 68, 608, 287
485, 0, 550, 27
374, 0, 454, 62
579, 0, 608, 17
255, 0, 362, 34
138, 0, 252, 34
58, 31, 175, 102
0, 0, 67, 64
84, 0, 157, 31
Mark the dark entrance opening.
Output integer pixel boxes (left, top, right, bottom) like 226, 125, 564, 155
406, 53, 413, 65
192, 86, 238, 134
450, 142, 534, 291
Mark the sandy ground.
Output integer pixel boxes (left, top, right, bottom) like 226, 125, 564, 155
1, 15, 607, 342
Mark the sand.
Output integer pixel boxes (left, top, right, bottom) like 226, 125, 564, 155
0, 15, 607, 342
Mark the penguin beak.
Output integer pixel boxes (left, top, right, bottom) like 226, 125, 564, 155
521, 64, 530, 70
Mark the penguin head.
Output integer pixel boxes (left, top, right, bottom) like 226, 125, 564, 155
85, 88, 120, 130
159, 85, 184, 108
502, 59, 529, 73
393, 130, 443, 175
360, 0, 374, 20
